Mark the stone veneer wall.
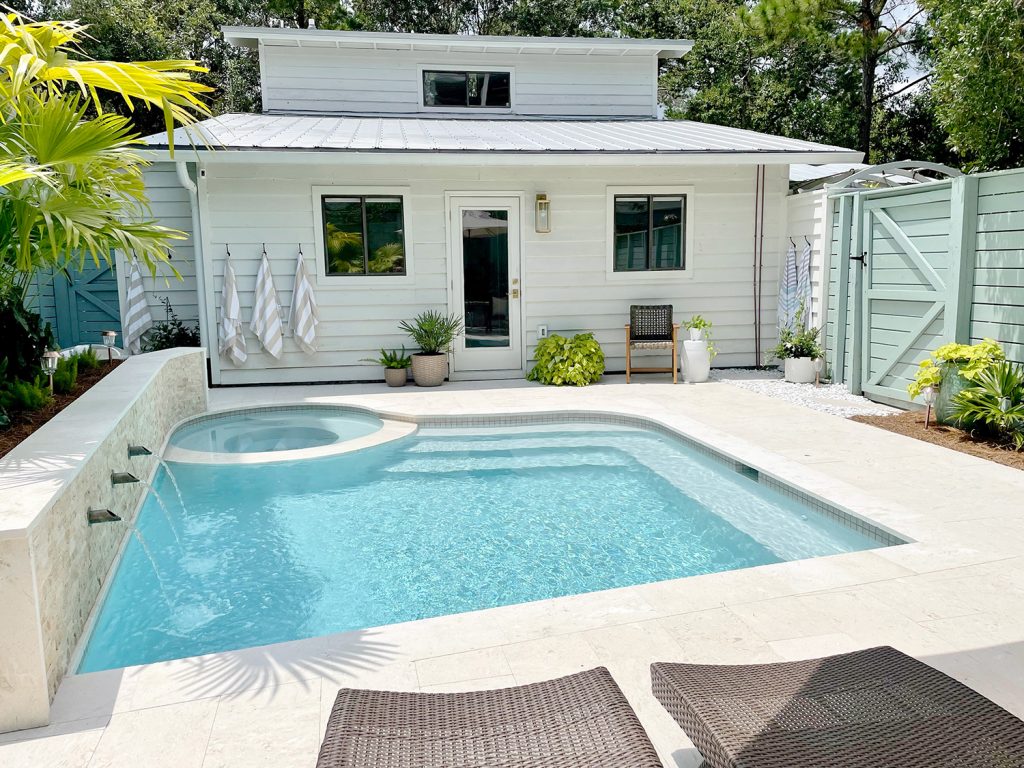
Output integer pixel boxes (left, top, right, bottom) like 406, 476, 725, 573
0, 348, 206, 732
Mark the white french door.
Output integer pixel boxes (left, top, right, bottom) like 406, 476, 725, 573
447, 195, 523, 372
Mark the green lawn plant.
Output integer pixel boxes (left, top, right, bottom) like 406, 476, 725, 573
527, 333, 605, 386
950, 361, 1024, 451
364, 347, 412, 369
399, 311, 463, 355
908, 339, 1005, 399
684, 315, 718, 359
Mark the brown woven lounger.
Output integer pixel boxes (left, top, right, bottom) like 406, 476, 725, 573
317, 666, 662, 767
652, 645, 1024, 768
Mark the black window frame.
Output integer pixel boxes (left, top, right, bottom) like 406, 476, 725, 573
320, 194, 407, 277
612, 194, 687, 273
421, 69, 512, 109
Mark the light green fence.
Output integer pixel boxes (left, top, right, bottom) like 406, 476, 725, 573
826, 167, 1024, 407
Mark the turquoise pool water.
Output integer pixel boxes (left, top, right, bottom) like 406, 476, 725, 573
79, 424, 883, 672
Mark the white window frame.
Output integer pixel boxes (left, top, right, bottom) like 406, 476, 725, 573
606, 185, 695, 282
417, 64, 515, 114
312, 185, 415, 285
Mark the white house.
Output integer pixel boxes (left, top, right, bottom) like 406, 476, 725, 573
130, 26, 862, 385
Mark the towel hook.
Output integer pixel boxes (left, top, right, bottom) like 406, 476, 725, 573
262, 242, 267, 256
225, 244, 231, 258
298, 243, 303, 256
789, 237, 796, 247
804, 235, 812, 246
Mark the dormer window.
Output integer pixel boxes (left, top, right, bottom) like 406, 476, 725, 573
422, 70, 511, 109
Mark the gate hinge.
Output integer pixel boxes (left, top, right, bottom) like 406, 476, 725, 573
850, 252, 867, 265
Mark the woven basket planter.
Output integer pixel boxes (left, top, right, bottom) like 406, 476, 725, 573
410, 353, 448, 387
384, 368, 408, 387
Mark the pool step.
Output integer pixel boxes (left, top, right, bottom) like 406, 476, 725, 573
387, 446, 631, 474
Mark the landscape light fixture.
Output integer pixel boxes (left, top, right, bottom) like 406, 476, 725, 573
41, 350, 60, 393
101, 330, 117, 364
922, 385, 938, 430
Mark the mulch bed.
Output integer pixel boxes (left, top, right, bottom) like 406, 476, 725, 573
852, 409, 1024, 472
0, 360, 122, 460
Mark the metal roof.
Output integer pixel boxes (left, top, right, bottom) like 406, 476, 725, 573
222, 27, 693, 58
147, 114, 862, 162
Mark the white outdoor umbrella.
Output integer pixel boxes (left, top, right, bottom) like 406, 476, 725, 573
219, 249, 247, 366
289, 246, 319, 354
778, 241, 799, 330
250, 246, 284, 359
796, 238, 813, 328
123, 257, 153, 354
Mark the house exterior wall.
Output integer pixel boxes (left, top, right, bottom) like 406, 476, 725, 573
171, 159, 786, 385
118, 164, 200, 328
258, 44, 658, 117
785, 189, 831, 332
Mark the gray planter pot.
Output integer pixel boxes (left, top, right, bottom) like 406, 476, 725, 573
411, 353, 448, 387
384, 367, 408, 387
935, 364, 970, 424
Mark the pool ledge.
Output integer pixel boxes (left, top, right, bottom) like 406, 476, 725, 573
162, 410, 416, 465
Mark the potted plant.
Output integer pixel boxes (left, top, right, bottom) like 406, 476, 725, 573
682, 316, 718, 383
364, 347, 411, 387
398, 311, 463, 387
771, 308, 823, 384
908, 339, 1004, 423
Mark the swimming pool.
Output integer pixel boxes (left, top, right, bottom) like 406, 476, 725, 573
79, 420, 889, 672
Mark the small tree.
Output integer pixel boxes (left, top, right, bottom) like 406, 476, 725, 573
0, 13, 211, 300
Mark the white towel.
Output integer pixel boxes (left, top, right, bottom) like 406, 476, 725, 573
123, 258, 153, 354
796, 240, 813, 328
219, 251, 247, 365
778, 242, 798, 330
289, 248, 319, 355
250, 248, 284, 359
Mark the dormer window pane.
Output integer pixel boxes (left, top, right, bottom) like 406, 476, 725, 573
423, 70, 511, 108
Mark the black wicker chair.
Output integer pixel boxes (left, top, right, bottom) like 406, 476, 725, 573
626, 304, 679, 383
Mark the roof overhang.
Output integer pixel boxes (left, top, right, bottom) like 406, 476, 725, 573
221, 26, 693, 58
146, 148, 864, 167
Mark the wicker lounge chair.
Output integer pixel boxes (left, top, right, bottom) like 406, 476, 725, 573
626, 304, 679, 383
318, 666, 662, 768
652, 645, 1024, 768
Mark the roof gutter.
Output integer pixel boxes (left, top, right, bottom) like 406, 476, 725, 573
149, 148, 864, 166
175, 161, 213, 372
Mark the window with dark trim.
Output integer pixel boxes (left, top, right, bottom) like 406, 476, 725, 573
422, 70, 511, 108
321, 196, 406, 276
613, 195, 686, 272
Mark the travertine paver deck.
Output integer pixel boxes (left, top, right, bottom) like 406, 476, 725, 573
3, 375, 1023, 768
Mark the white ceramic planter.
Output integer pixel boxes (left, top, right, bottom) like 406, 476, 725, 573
688, 327, 704, 342
682, 339, 711, 383
784, 357, 817, 384
410, 353, 448, 387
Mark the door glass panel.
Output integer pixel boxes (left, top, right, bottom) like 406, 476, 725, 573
462, 209, 510, 348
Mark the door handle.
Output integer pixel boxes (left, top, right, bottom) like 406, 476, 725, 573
511, 288, 520, 299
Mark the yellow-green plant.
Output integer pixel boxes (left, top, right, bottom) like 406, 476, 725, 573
908, 339, 1005, 399
527, 333, 605, 386
0, 13, 211, 299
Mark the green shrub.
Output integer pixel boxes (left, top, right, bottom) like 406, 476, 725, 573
527, 333, 605, 386
363, 347, 412, 369
909, 339, 1005, 399
399, 310, 463, 354
52, 355, 78, 394
0, 375, 52, 413
950, 361, 1024, 450
75, 348, 101, 371
0, 294, 54, 380
143, 296, 201, 352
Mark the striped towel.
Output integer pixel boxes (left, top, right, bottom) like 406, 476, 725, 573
777, 242, 798, 330
219, 251, 247, 366
123, 258, 153, 354
289, 247, 319, 354
250, 248, 284, 359
796, 239, 813, 328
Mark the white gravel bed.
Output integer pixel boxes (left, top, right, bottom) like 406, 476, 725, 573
710, 368, 901, 418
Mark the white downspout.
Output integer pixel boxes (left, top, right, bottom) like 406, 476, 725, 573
175, 160, 212, 367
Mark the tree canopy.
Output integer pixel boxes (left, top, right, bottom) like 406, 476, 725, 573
16, 0, 1024, 171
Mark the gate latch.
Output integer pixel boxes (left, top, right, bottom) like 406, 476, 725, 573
850, 251, 867, 265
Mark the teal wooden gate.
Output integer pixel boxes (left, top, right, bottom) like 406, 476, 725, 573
857, 180, 976, 404
29, 260, 122, 349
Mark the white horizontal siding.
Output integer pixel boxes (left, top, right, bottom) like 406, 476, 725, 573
117, 164, 199, 335
189, 160, 786, 384
259, 45, 655, 117
785, 189, 830, 331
